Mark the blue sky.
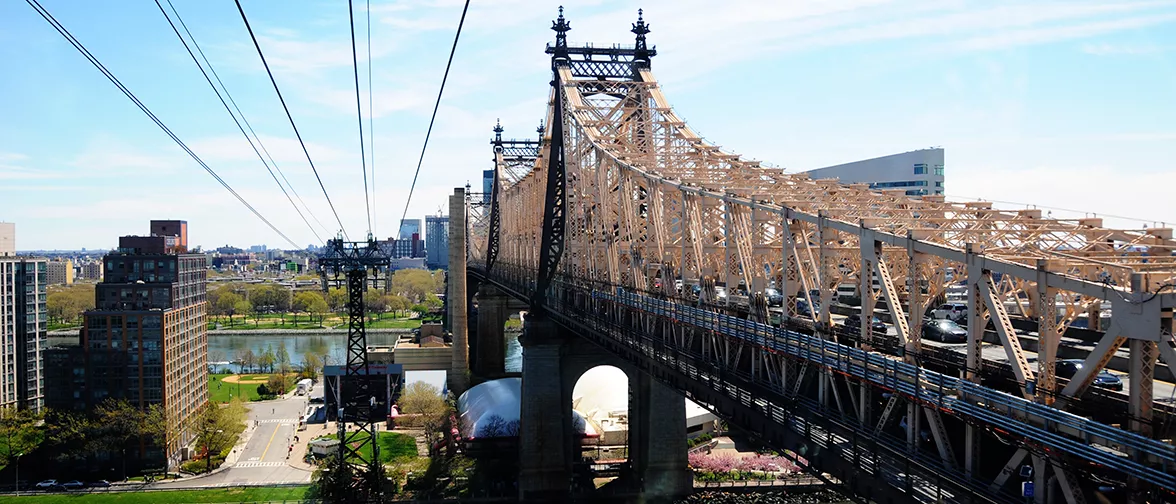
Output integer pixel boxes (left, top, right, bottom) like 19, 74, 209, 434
2, 0, 1175, 251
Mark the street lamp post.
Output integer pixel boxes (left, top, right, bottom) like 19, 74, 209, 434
15, 452, 22, 493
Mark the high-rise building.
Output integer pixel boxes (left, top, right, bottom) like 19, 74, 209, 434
46, 259, 74, 285
0, 257, 47, 412
81, 220, 207, 468
0, 222, 14, 257
482, 169, 494, 204
399, 219, 422, 241
803, 148, 945, 196
426, 215, 449, 269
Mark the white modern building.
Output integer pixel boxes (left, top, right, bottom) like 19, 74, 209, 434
804, 148, 945, 197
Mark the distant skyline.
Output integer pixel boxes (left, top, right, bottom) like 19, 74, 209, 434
3, 1, 1175, 250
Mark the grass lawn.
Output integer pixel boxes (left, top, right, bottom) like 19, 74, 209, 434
208, 373, 298, 402
0, 485, 310, 503
364, 318, 421, 329
319, 431, 416, 464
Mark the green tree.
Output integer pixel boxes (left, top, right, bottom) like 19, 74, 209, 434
399, 382, 449, 455
293, 291, 328, 325
266, 374, 288, 395
389, 269, 437, 303
0, 407, 43, 470
301, 352, 322, 381
234, 299, 253, 326
305, 293, 330, 325
216, 292, 244, 326
384, 294, 408, 317
191, 399, 247, 473
326, 287, 348, 312
424, 293, 443, 311
277, 344, 291, 375
261, 344, 277, 373
364, 288, 388, 318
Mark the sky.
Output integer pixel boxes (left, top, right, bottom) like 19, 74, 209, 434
1, 0, 1175, 251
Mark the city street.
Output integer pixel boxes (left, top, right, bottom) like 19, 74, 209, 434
153, 393, 313, 488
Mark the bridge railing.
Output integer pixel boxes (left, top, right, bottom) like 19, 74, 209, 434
471, 264, 1176, 498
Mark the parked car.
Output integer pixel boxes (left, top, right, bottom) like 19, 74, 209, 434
923, 318, 967, 343
1056, 359, 1123, 391
35, 480, 59, 490
932, 303, 968, 322
843, 313, 887, 335
61, 480, 85, 490
88, 480, 111, 488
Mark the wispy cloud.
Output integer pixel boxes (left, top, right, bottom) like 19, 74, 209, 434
1082, 42, 1169, 55
0, 152, 60, 181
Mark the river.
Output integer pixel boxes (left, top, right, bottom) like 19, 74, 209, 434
49, 330, 525, 374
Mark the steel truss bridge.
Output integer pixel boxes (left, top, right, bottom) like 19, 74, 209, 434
465, 8, 1176, 503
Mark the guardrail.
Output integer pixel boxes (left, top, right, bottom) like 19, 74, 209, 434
600, 288, 1176, 490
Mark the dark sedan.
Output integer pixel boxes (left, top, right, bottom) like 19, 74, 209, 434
1056, 359, 1124, 391
843, 313, 887, 335
764, 288, 783, 307
923, 319, 967, 343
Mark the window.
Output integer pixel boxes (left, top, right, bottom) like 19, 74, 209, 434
935, 181, 942, 187
914, 163, 927, 175
934, 164, 944, 176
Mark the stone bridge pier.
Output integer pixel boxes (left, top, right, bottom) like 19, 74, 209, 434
470, 285, 526, 378
518, 312, 692, 502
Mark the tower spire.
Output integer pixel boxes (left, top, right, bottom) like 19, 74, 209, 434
493, 118, 504, 145
551, 6, 571, 63
632, 8, 652, 66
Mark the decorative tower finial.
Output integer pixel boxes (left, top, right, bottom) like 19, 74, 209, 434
551, 6, 571, 62
536, 119, 546, 149
493, 119, 504, 144
632, 8, 652, 66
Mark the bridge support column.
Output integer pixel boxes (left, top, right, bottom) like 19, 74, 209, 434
630, 372, 692, 499
474, 286, 508, 378
448, 187, 469, 394
518, 313, 570, 501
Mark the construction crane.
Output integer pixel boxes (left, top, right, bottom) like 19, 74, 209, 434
316, 233, 390, 501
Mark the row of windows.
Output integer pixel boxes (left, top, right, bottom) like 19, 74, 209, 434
913, 163, 946, 176
870, 180, 928, 189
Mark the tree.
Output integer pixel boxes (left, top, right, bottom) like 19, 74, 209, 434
276, 344, 291, 375
301, 352, 322, 381
293, 291, 328, 326
389, 269, 438, 303
46, 284, 94, 326
424, 293, 443, 311
260, 344, 277, 373
364, 288, 388, 318
190, 399, 247, 472
398, 382, 449, 455
240, 349, 256, 373
216, 292, 243, 326
0, 407, 43, 470
326, 287, 348, 312
92, 399, 151, 479
384, 295, 408, 317
266, 374, 288, 395
305, 294, 330, 325
235, 299, 253, 326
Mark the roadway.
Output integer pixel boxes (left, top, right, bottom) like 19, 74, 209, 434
152, 394, 313, 488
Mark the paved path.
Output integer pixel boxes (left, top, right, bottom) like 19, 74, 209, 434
153, 394, 313, 488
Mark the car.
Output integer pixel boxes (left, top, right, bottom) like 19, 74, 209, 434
88, 480, 111, 488
35, 480, 59, 490
843, 313, 887, 335
1056, 359, 1124, 391
932, 303, 968, 323
764, 288, 783, 307
61, 480, 85, 490
923, 318, 967, 343
797, 299, 821, 318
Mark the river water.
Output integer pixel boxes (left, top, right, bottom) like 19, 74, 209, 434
49, 330, 525, 374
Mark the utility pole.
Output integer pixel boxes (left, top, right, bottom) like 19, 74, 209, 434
317, 234, 390, 501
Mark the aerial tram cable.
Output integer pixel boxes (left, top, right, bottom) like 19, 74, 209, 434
234, 0, 350, 240
398, 0, 471, 226
155, 0, 325, 245
25, 0, 300, 249
347, 0, 373, 235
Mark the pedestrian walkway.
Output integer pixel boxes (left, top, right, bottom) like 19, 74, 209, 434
234, 461, 287, 468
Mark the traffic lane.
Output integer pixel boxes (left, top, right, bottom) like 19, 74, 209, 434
260, 422, 295, 463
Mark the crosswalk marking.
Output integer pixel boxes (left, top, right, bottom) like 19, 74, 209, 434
256, 418, 298, 424
234, 461, 287, 468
